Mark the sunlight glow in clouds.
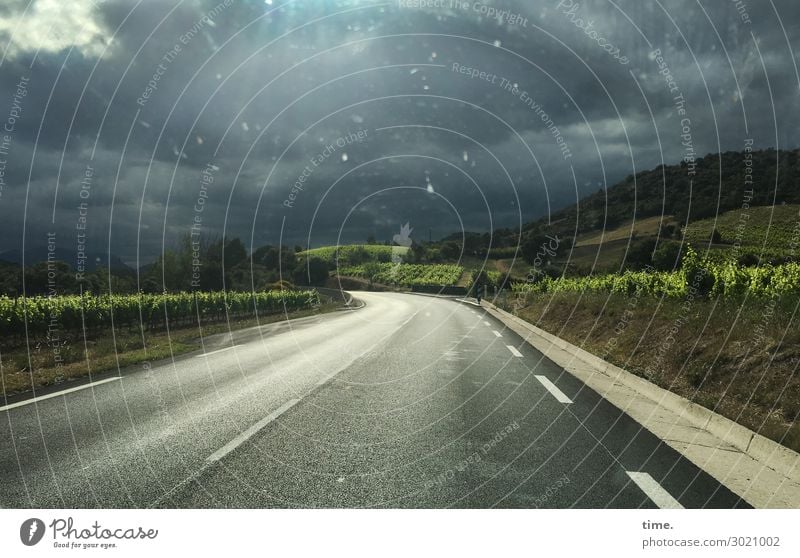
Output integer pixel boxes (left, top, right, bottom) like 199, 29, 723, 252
0, 0, 108, 59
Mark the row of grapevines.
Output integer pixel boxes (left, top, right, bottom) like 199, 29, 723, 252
299, 244, 410, 264
0, 290, 320, 338
339, 263, 463, 286
512, 270, 687, 297
512, 247, 800, 300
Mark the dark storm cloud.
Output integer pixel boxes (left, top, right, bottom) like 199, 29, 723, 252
0, 0, 798, 265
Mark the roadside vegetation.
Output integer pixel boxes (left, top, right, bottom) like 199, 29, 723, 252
512, 246, 800, 300
338, 263, 463, 287
0, 289, 320, 340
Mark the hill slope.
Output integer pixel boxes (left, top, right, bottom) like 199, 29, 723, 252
510, 148, 800, 262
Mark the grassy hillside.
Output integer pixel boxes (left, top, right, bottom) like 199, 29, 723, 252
470, 148, 800, 268
298, 244, 409, 265
527, 148, 800, 236
684, 204, 800, 259
534, 203, 799, 274
574, 215, 678, 247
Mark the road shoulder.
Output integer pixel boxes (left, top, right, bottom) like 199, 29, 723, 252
473, 299, 800, 509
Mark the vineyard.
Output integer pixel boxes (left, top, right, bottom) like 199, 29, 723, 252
512, 247, 800, 300
298, 244, 410, 265
683, 204, 800, 259
0, 289, 320, 340
467, 270, 504, 289
338, 263, 463, 286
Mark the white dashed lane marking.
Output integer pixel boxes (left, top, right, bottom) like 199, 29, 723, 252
506, 345, 523, 357
626, 472, 684, 509
195, 345, 239, 358
534, 375, 573, 404
206, 399, 300, 463
493, 330, 502, 337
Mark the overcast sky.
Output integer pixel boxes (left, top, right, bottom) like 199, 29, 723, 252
0, 0, 798, 266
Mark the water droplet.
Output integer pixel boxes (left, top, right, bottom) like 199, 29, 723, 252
493, 40, 502, 47
462, 151, 468, 162
241, 121, 249, 131
341, 153, 348, 162
427, 184, 435, 193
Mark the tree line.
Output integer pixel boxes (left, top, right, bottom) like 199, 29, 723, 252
0, 235, 329, 297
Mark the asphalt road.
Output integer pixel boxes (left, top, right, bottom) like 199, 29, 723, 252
0, 292, 747, 508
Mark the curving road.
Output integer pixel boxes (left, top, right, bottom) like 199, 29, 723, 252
0, 292, 747, 508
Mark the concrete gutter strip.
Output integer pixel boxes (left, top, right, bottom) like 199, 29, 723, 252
477, 299, 800, 509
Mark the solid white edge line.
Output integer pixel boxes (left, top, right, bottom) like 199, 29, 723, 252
534, 375, 573, 404
506, 345, 523, 357
626, 471, 684, 509
206, 399, 300, 463
0, 377, 122, 412
493, 330, 502, 337
194, 345, 238, 358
